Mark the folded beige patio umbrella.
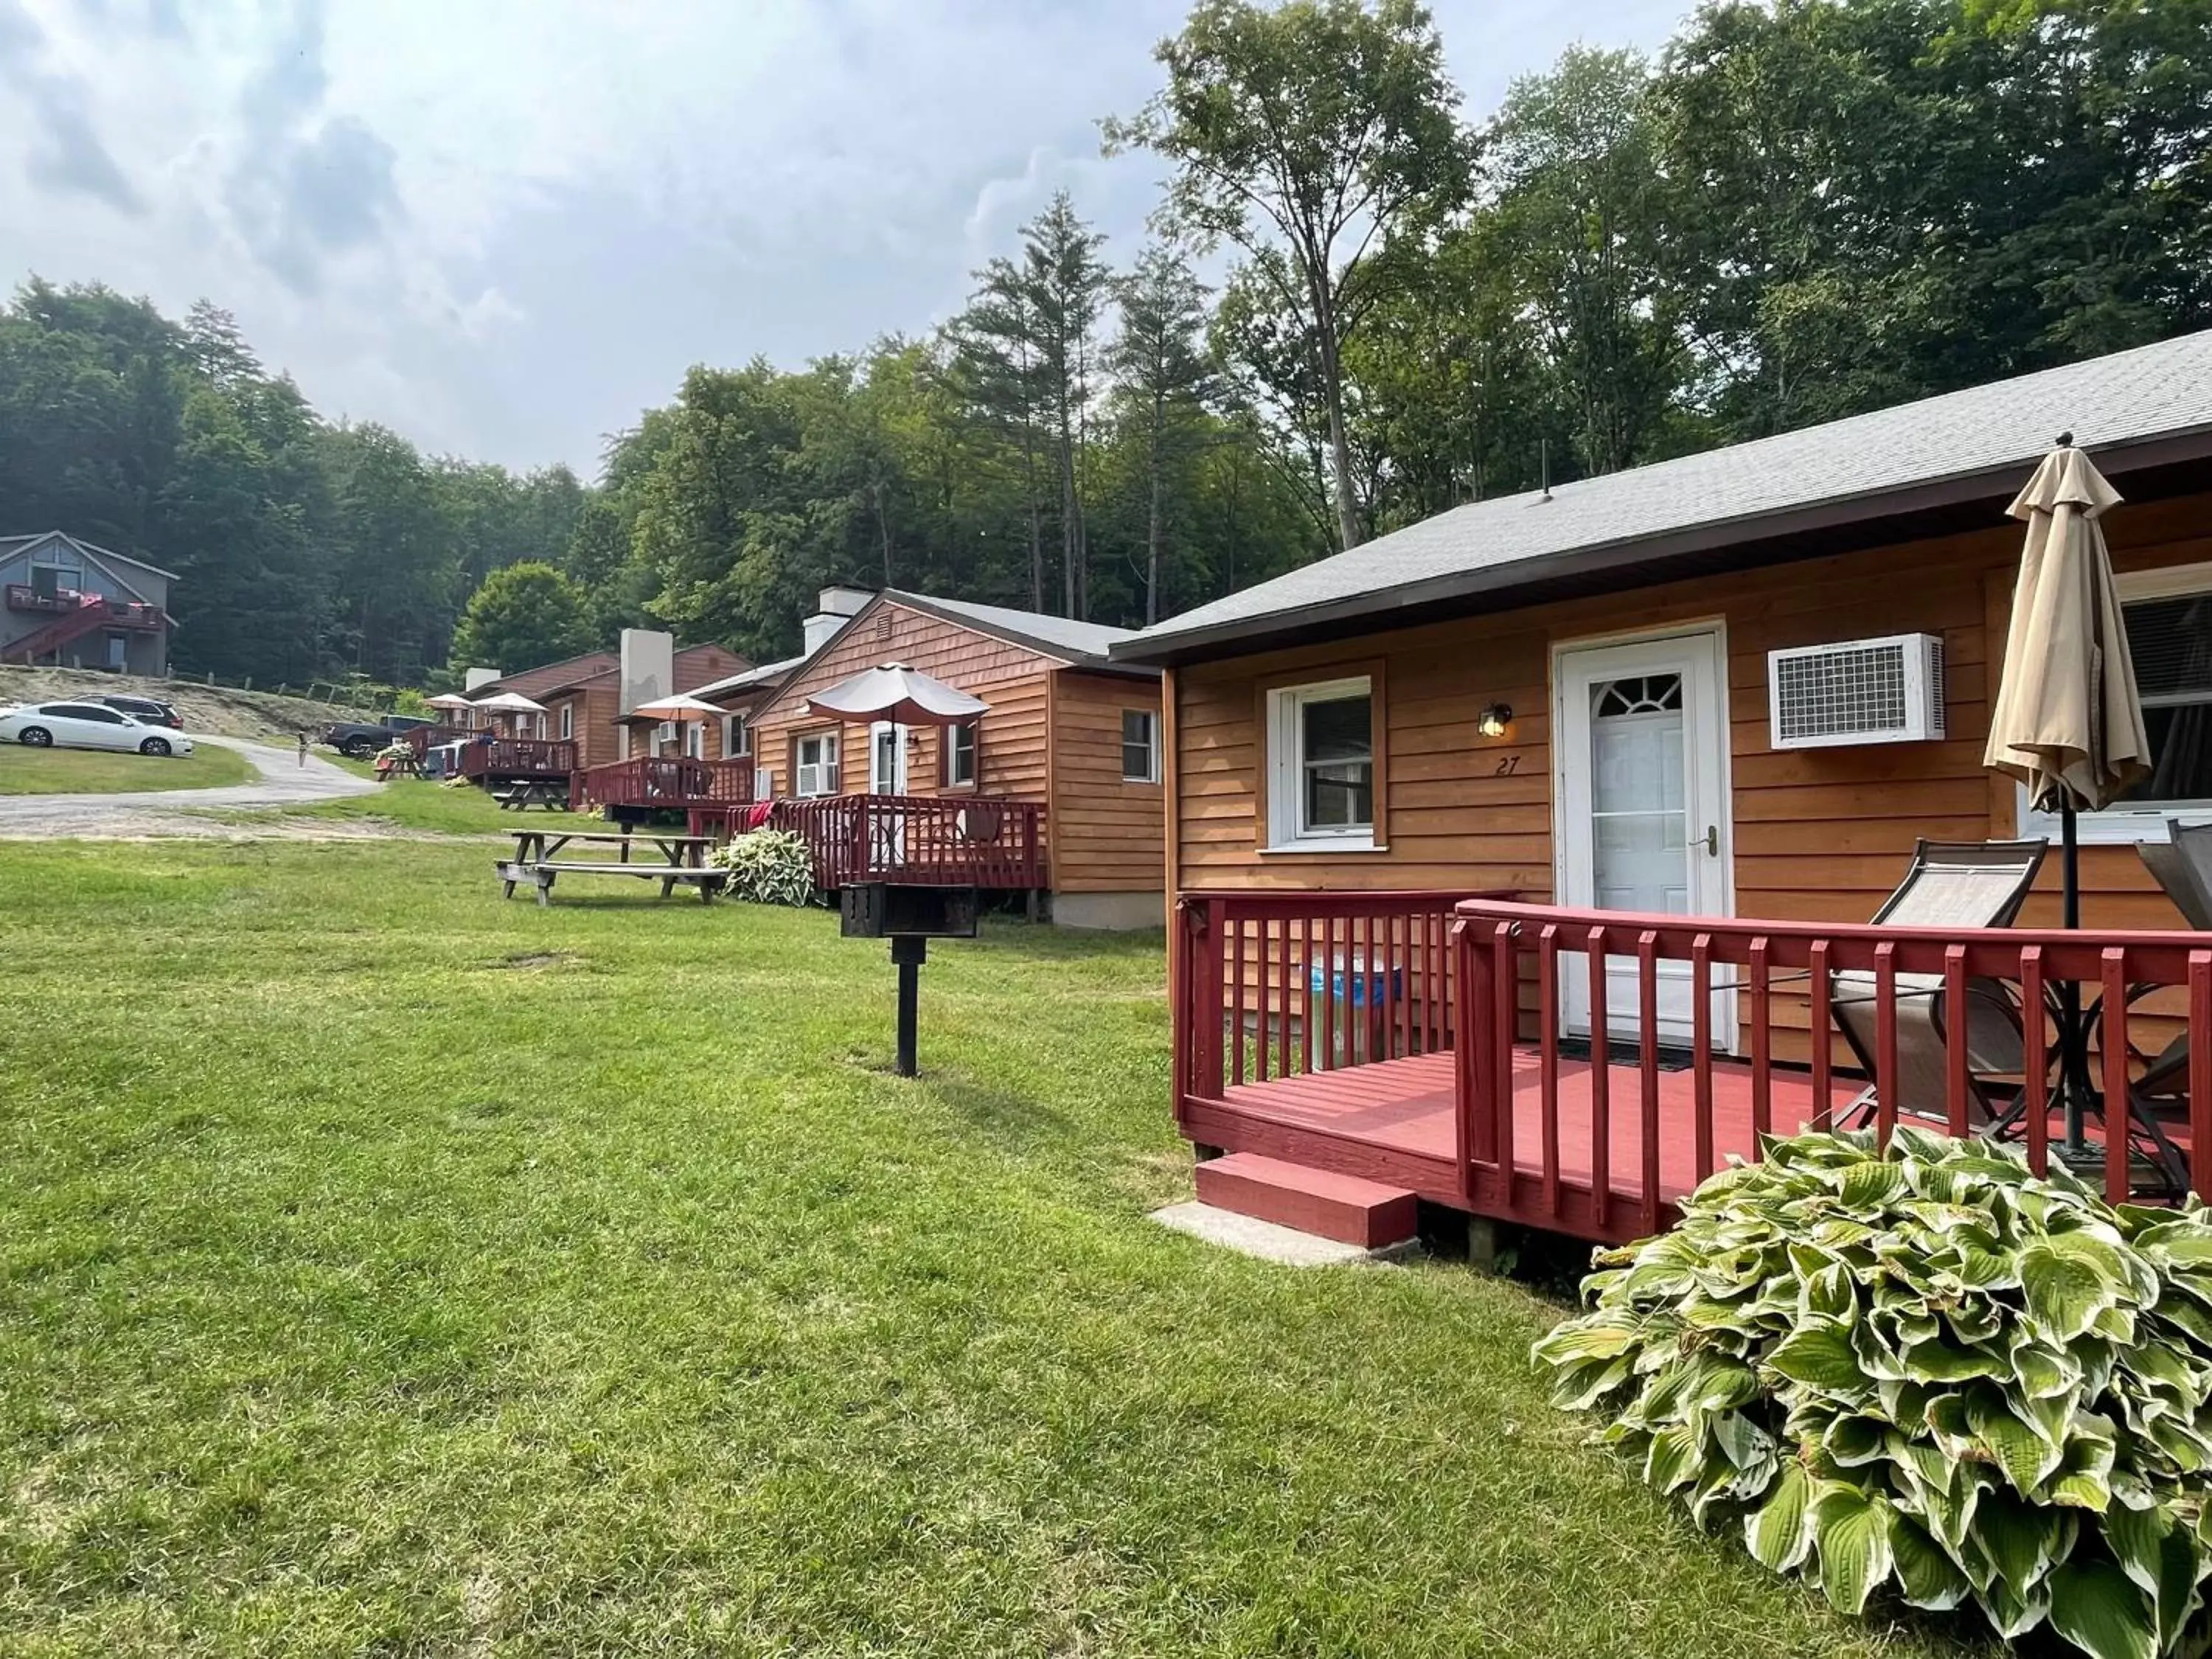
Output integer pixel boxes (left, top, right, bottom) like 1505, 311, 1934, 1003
1984, 445, 2150, 813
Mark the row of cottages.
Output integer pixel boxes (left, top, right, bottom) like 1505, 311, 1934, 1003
1, 531, 173, 675
1107, 327, 2212, 1245
712, 588, 1167, 930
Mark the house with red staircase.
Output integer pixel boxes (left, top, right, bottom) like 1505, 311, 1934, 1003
0, 531, 172, 675
1107, 327, 2212, 1254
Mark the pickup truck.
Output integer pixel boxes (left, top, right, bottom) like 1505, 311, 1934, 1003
321, 714, 436, 759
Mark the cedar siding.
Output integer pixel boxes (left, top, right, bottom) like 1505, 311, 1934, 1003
748, 592, 1166, 919
1049, 669, 1165, 896
1169, 490, 2212, 936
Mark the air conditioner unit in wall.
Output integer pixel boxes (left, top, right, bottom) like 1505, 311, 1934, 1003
1768, 633, 1947, 749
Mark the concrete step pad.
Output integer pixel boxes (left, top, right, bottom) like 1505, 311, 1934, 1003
1194, 1153, 1418, 1248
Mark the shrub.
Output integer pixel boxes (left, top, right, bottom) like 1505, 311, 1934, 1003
709, 829, 815, 906
1534, 1129, 2212, 1659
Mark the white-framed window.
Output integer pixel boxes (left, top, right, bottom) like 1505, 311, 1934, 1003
1266, 675, 1376, 850
723, 713, 750, 757
559, 703, 574, 741
795, 731, 838, 796
1121, 709, 1159, 783
943, 721, 977, 787
2020, 560, 2212, 844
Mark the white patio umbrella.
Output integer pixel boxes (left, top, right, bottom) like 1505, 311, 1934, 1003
473, 691, 549, 714
472, 689, 549, 736
424, 692, 475, 711
1984, 439, 2152, 1155
627, 693, 731, 722
803, 663, 989, 726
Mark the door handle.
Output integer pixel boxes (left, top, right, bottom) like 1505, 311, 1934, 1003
1704, 824, 1719, 857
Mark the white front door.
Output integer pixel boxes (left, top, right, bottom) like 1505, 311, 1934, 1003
869, 722, 908, 794
868, 721, 908, 869
1554, 631, 1734, 1048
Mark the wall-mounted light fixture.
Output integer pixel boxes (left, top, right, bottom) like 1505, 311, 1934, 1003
1477, 703, 1514, 740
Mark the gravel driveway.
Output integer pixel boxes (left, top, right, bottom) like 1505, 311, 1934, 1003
0, 735, 383, 840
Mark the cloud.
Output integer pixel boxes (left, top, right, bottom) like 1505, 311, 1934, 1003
0, 0, 144, 214
222, 0, 401, 294
0, 0, 1697, 473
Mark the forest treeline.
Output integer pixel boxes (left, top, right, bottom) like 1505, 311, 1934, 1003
1, 0, 2205, 686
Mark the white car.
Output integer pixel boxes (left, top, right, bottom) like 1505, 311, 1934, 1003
0, 700, 196, 757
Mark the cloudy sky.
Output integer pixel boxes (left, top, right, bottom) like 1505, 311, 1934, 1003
2, 0, 1689, 476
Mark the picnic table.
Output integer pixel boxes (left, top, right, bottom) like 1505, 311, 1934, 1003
497, 830, 725, 905
495, 778, 570, 811
375, 751, 426, 779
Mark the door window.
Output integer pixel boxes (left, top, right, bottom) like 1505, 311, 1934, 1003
1589, 674, 1689, 915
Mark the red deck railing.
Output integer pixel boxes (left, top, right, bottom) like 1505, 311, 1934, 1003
576, 757, 757, 810
1172, 890, 1505, 1105
1171, 891, 2212, 1241
455, 737, 579, 780
401, 723, 473, 757
1453, 900, 2212, 1227
767, 795, 1044, 890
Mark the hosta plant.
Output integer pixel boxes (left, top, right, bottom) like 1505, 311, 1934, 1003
1534, 1129, 2212, 1659
709, 829, 816, 906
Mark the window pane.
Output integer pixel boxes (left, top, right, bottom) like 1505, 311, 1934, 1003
2126, 594, 2212, 703
2123, 703, 2212, 804
1121, 709, 1154, 779
1304, 762, 1372, 828
2117, 593, 2212, 804
1303, 695, 1370, 764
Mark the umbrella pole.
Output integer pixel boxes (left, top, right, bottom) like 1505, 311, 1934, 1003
2059, 799, 2089, 1154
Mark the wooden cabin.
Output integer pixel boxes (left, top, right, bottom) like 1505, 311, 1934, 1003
746, 589, 1167, 929
1108, 328, 2212, 1245
535, 643, 750, 771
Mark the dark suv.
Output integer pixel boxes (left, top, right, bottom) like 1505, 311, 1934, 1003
95, 695, 184, 729
321, 714, 436, 759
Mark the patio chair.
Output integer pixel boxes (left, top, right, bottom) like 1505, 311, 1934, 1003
2129, 822, 2212, 1121
1830, 838, 2048, 1128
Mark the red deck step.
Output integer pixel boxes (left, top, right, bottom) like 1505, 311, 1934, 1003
1194, 1152, 1418, 1248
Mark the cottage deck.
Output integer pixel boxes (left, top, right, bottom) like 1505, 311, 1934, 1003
1174, 893, 2212, 1244
1197, 1048, 1857, 1220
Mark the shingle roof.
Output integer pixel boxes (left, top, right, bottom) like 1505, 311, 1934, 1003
689, 654, 810, 700
470, 650, 620, 699
1111, 328, 2212, 665
883, 590, 1149, 670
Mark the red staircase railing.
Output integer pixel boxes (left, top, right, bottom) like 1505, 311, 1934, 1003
1, 590, 164, 664
768, 795, 1044, 890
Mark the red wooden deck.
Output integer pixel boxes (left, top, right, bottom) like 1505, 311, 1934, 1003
1173, 892, 2212, 1245
1194, 1048, 1857, 1228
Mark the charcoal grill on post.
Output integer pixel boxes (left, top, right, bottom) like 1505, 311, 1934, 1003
841, 883, 979, 1076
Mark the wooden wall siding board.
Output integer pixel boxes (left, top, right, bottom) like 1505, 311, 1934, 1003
751, 597, 1062, 808
1175, 493, 2212, 1021
1048, 669, 1166, 894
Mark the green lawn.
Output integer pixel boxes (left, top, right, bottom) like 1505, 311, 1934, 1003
0, 840, 1986, 1658
0, 740, 254, 794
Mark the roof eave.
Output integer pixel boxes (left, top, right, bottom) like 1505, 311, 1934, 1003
1110, 423, 2212, 668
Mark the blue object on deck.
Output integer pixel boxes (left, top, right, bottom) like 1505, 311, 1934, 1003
1310, 958, 1404, 1008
